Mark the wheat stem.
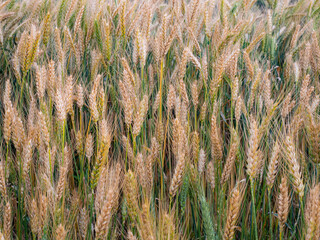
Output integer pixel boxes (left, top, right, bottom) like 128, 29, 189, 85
251, 179, 258, 240
268, 190, 273, 239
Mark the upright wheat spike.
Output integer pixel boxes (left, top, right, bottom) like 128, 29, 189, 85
200, 102, 207, 121
278, 176, 289, 239
169, 152, 186, 197
304, 185, 320, 240
300, 74, 313, 110
85, 133, 94, 162
0, 162, 6, 197
210, 55, 225, 94
290, 24, 300, 48
95, 188, 116, 239
89, 75, 102, 122
35, 65, 46, 99
232, 77, 239, 104
167, 84, 176, 111
55, 165, 67, 203
123, 170, 139, 219
191, 80, 199, 107
122, 135, 135, 164
285, 136, 304, 200
79, 207, 88, 239
221, 132, 238, 184
136, 153, 147, 189
56, 224, 67, 240
161, 211, 179, 240
127, 230, 137, 240
76, 83, 84, 109
281, 91, 295, 119
247, 117, 260, 239
246, 117, 261, 180
95, 168, 108, 212
99, 119, 112, 151
55, 89, 66, 125
39, 193, 48, 233
39, 111, 49, 147
133, 95, 148, 136
4, 201, 11, 240
12, 111, 25, 152
198, 149, 206, 175
235, 95, 242, 122
3, 104, 13, 144
75, 131, 83, 154
210, 113, 223, 162
139, 202, 155, 240
22, 140, 33, 182
64, 75, 74, 115
30, 198, 39, 234
192, 131, 200, 163
74, 5, 85, 35
206, 161, 215, 191
223, 184, 244, 240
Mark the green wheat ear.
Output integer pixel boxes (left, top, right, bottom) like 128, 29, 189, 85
57, 0, 67, 27
179, 172, 189, 215
94, 20, 103, 52
109, 85, 118, 107
191, 167, 218, 240
42, 13, 51, 47
198, 189, 218, 240
91, 155, 103, 189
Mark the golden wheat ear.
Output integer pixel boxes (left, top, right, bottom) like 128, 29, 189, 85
133, 95, 148, 136
206, 161, 215, 191
304, 184, 320, 239
210, 112, 223, 163
123, 170, 139, 219
138, 201, 155, 240
221, 130, 239, 185
29, 198, 39, 234
167, 84, 176, 111
284, 136, 304, 200
55, 88, 66, 125
278, 175, 289, 237
169, 152, 186, 198
127, 230, 138, 240
4, 201, 11, 240
246, 117, 262, 181
76, 83, 84, 109
95, 188, 116, 239
55, 224, 67, 240
223, 182, 245, 240
266, 141, 280, 191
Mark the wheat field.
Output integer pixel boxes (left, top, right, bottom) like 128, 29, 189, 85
0, 0, 319, 239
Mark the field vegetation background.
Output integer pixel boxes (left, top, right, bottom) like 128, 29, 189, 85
0, 0, 320, 239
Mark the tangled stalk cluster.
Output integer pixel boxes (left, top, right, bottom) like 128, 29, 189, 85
0, 0, 320, 239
